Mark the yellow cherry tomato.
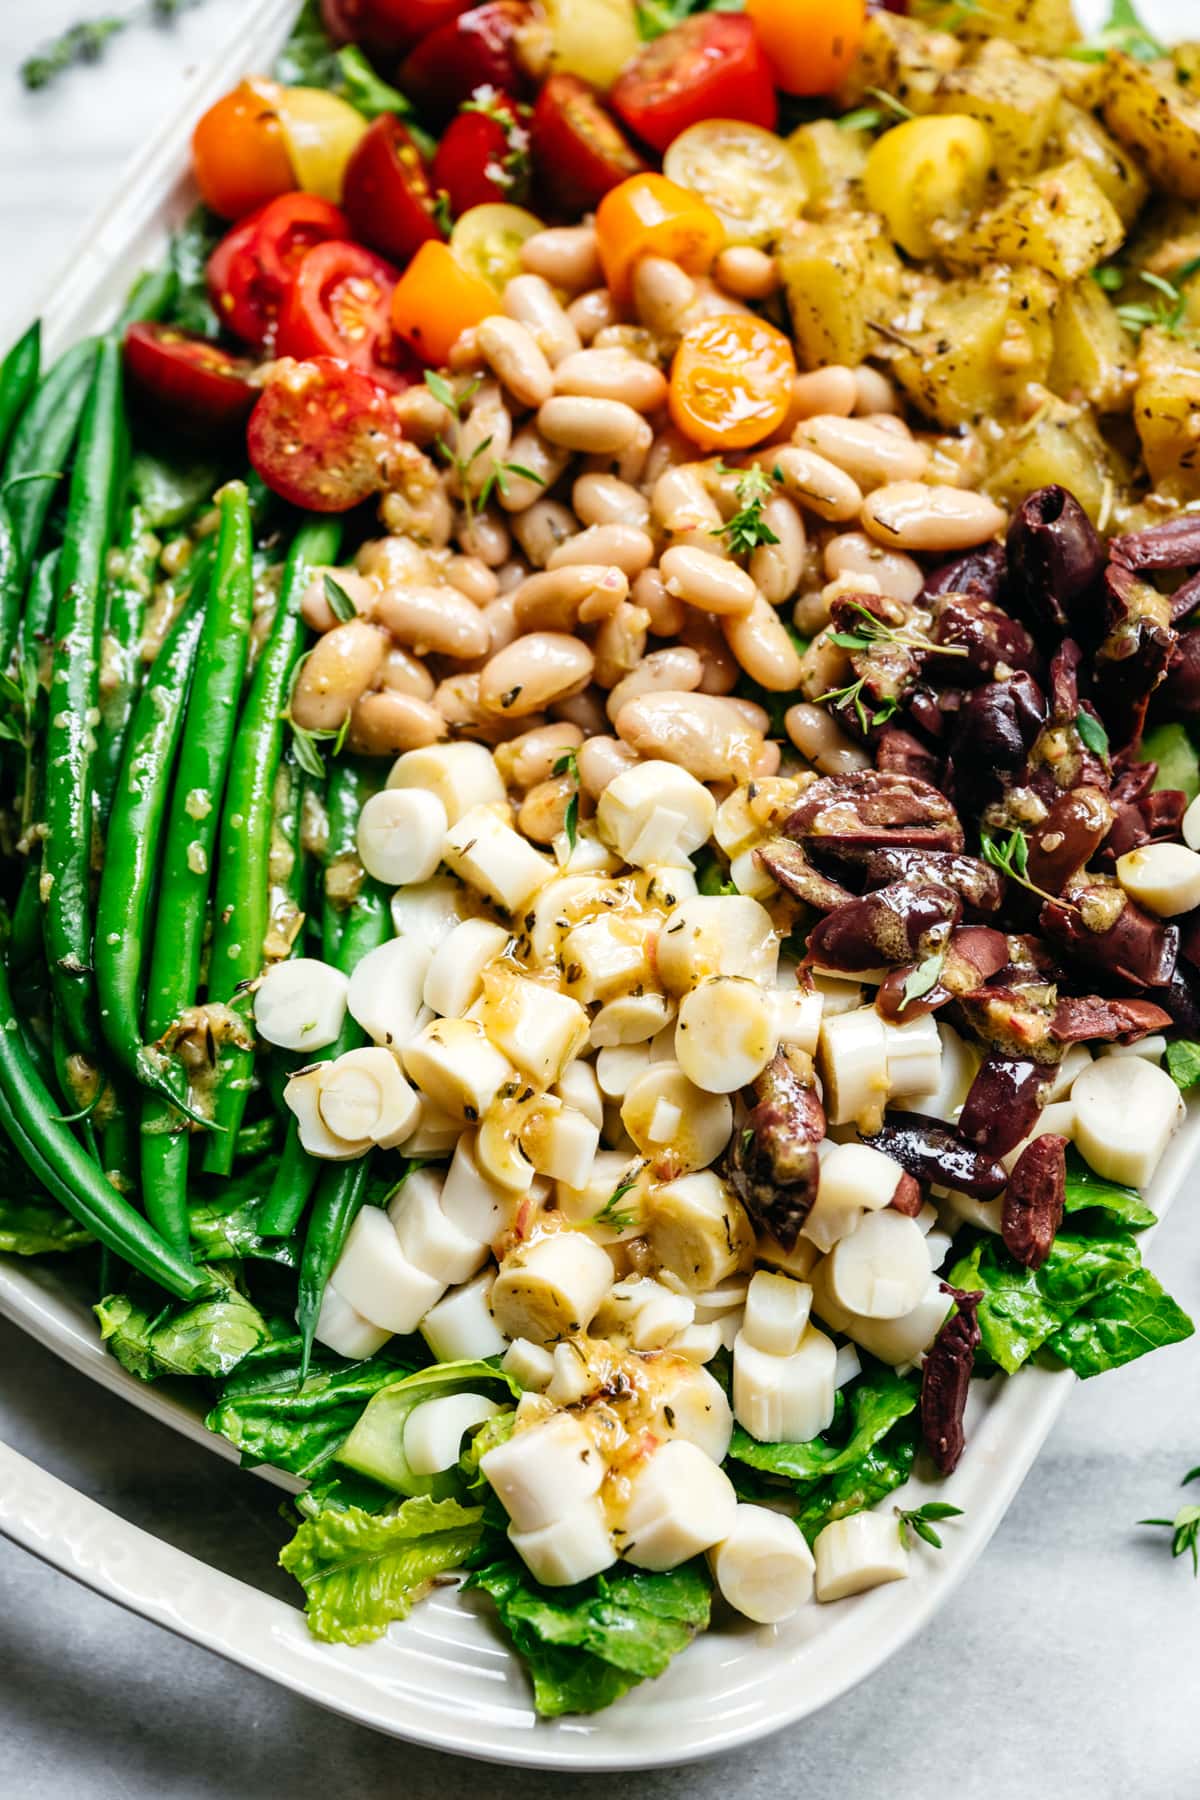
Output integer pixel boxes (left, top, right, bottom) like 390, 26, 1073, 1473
595, 173, 725, 306
669, 313, 796, 450
746, 0, 867, 97
450, 204, 545, 293
864, 115, 994, 259
273, 86, 369, 204
663, 119, 806, 248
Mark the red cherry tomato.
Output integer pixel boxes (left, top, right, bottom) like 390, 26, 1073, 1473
275, 240, 418, 390
207, 193, 349, 350
123, 322, 256, 436
432, 97, 531, 219
400, 1, 534, 123
342, 115, 445, 265
530, 74, 648, 215
248, 357, 407, 512
321, 0, 472, 54
611, 15, 777, 155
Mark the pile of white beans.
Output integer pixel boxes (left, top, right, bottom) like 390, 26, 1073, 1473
248, 230, 1184, 1620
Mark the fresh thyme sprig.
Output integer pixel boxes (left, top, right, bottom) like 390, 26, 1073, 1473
979, 825, 1059, 905
711, 465, 781, 556
896, 1502, 964, 1550
1075, 708, 1110, 759
1066, 0, 1163, 64
424, 371, 545, 521
323, 575, 358, 624
826, 599, 966, 661
815, 679, 899, 737
1139, 1467, 1200, 1576
1095, 260, 1200, 339
552, 748, 580, 852
592, 1162, 644, 1233
898, 950, 946, 1014
283, 652, 350, 780
21, 1, 207, 90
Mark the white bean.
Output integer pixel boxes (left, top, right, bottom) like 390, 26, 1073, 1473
722, 596, 806, 693
291, 621, 387, 732
862, 483, 1008, 552
678, 609, 739, 694
578, 734, 639, 797
632, 567, 685, 638
566, 288, 618, 342
789, 366, 857, 421
749, 495, 807, 606
510, 498, 579, 569
496, 425, 571, 514
504, 273, 581, 364
853, 365, 900, 415
300, 567, 379, 633
456, 507, 511, 568
614, 691, 764, 783
444, 555, 499, 606
514, 564, 629, 631
495, 720, 584, 790
518, 776, 572, 844
479, 593, 520, 656
477, 315, 555, 410
572, 472, 651, 530
455, 379, 512, 501
592, 600, 650, 689
713, 245, 779, 300
605, 646, 704, 722
785, 703, 872, 775
547, 523, 654, 577
660, 545, 758, 618
552, 687, 609, 736
380, 644, 435, 700
538, 395, 644, 454
652, 464, 724, 536
480, 633, 595, 718
520, 225, 602, 292
823, 531, 923, 604
375, 584, 490, 660
793, 415, 929, 488
553, 348, 668, 412
770, 445, 864, 523
632, 256, 696, 336
348, 689, 447, 756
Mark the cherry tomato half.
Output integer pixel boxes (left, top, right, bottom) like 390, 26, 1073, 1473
391, 240, 500, 366
746, 0, 867, 97
276, 240, 417, 390
400, 0, 534, 124
342, 115, 445, 265
595, 173, 724, 306
433, 97, 532, 219
124, 322, 257, 437
207, 193, 349, 350
321, 0, 472, 55
530, 74, 648, 216
191, 79, 296, 219
668, 313, 796, 451
248, 356, 407, 512
611, 16, 777, 156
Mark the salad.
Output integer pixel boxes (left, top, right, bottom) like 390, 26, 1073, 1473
3, 0, 1200, 1720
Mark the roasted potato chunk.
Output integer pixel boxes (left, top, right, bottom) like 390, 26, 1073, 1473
915, 0, 1079, 57
779, 214, 903, 370
935, 41, 1061, 179
985, 400, 1122, 523
952, 159, 1125, 282
788, 119, 869, 213
836, 12, 962, 116
1046, 99, 1150, 226
1050, 279, 1135, 413
1133, 327, 1200, 498
888, 266, 1057, 429
1102, 51, 1200, 202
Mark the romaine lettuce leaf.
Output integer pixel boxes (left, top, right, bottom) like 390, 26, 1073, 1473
1141, 721, 1200, 803
726, 1366, 920, 1481
207, 1344, 421, 1479
281, 1495, 484, 1646
1047, 1267, 1194, 1378
336, 1359, 521, 1496
1165, 1038, 1200, 1093
466, 1555, 712, 1717
0, 1195, 91, 1255
948, 1231, 1141, 1374
95, 1284, 268, 1382
795, 1421, 919, 1545
1062, 1149, 1157, 1230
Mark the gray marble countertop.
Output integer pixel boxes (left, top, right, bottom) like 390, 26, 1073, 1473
2, 5, 1199, 1794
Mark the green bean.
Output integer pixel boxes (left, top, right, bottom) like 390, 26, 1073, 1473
137, 483, 253, 1243
42, 336, 126, 1051
9, 859, 43, 978
116, 265, 178, 329
22, 545, 60, 657
202, 518, 342, 1176
95, 503, 159, 824
320, 762, 368, 966
0, 953, 210, 1301
0, 322, 40, 466
0, 497, 18, 677
95, 591, 206, 1090
258, 1124, 319, 1239
4, 335, 98, 575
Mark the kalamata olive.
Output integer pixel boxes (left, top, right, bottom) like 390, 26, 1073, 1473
874, 726, 942, 787
727, 1048, 825, 1251
754, 837, 856, 912
865, 1112, 1008, 1199
785, 770, 964, 853
1110, 514, 1200, 573
875, 922, 1010, 1020
1094, 563, 1175, 749
1041, 889, 1179, 989
1050, 994, 1173, 1043
957, 977, 1059, 1062
1025, 786, 1114, 896
907, 685, 957, 741
949, 672, 1045, 809
1169, 570, 1200, 625
921, 1287, 982, 1475
807, 881, 961, 973
1001, 1134, 1067, 1272
855, 847, 1003, 914
1154, 625, 1200, 721
1048, 638, 1082, 717
889, 1172, 924, 1216
958, 1053, 1044, 1157
1159, 964, 1200, 1035
1103, 786, 1186, 862
1006, 485, 1104, 639
928, 593, 1040, 683
923, 541, 1006, 606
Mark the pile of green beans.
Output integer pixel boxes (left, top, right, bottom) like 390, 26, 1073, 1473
0, 304, 396, 1329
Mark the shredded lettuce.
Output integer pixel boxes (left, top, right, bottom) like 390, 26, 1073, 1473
95, 1284, 269, 1382
281, 1494, 484, 1645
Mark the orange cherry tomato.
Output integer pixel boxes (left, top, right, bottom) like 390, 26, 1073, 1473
390, 240, 499, 367
594, 173, 725, 307
745, 0, 866, 97
192, 79, 296, 219
668, 313, 796, 451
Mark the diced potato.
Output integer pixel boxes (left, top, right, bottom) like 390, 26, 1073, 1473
865, 114, 993, 258
1102, 52, 1200, 202
915, 0, 1079, 56
837, 12, 963, 116
935, 41, 1061, 179
779, 214, 902, 369
1047, 99, 1149, 226
888, 265, 1056, 429
788, 120, 869, 212
1050, 279, 1135, 412
985, 400, 1121, 524
1133, 326, 1200, 499
953, 159, 1124, 282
